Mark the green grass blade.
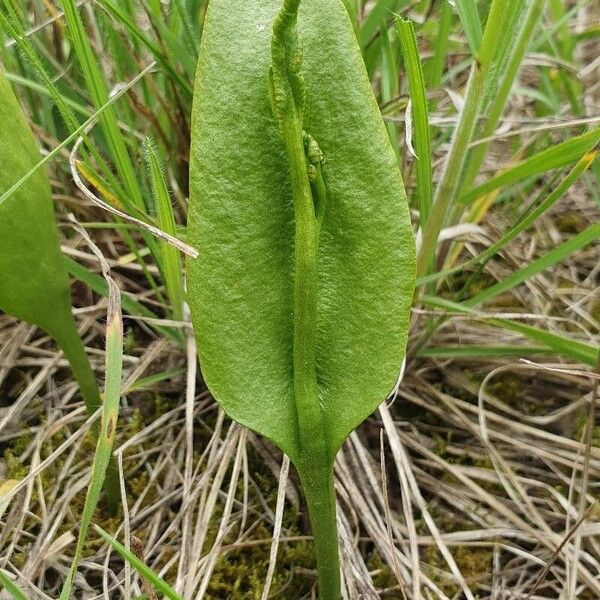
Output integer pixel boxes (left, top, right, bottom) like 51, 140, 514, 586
95, 0, 193, 97
64, 256, 180, 342
59, 0, 145, 212
417, 149, 598, 286
461, 128, 600, 205
465, 221, 600, 307
498, 320, 599, 366
420, 295, 599, 366
0, 571, 28, 600
458, 0, 544, 197
145, 139, 185, 323
94, 525, 183, 600
426, 0, 452, 88
358, 0, 403, 50
417, 0, 509, 277
59, 258, 124, 600
0, 62, 155, 210
418, 345, 551, 359
454, 0, 482, 55
397, 17, 433, 225
417, 60, 483, 276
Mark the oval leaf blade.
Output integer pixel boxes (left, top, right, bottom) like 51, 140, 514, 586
187, 0, 415, 461
0, 71, 99, 410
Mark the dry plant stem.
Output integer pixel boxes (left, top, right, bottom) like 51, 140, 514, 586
270, 2, 340, 597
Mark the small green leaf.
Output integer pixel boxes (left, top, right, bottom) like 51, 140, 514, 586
94, 526, 183, 600
0, 70, 100, 413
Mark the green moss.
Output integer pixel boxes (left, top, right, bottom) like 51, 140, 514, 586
207, 520, 315, 599
424, 544, 493, 596
556, 211, 586, 234
3, 448, 28, 479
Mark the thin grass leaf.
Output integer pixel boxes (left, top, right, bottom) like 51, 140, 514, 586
417, 149, 598, 286
95, 0, 193, 97
498, 320, 599, 367
418, 345, 551, 359
397, 18, 433, 225
426, 0, 452, 88
417, 0, 508, 277
58, 231, 123, 600
454, 0, 482, 55
93, 525, 183, 600
144, 3, 197, 80
0, 62, 156, 210
460, 127, 600, 205
358, 0, 404, 50
0, 570, 28, 600
458, 0, 543, 198
64, 257, 180, 342
59, 0, 146, 212
145, 138, 185, 323
123, 368, 184, 393
465, 221, 600, 307
420, 295, 599, 366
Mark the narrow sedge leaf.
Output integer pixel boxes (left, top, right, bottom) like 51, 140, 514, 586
460, 127, 600, 205
427, 0, 452, 88
187, 0, 415, 463
145, 139, 185, 323
0, 570, 28, 600
397, 18, 433, 225
420, 295, 599, 367
358, 0, 404, 50
59, 0, 146, 212
465, 221, 600, 307
59, 273, 123, 600
95, 0, 193, 97
93, 526, 183, 600
419, 345, 552, 359
0, 70, 100, 413
64, 257, 180, 342
454, 0, 482, 55
417, 150, 597, 287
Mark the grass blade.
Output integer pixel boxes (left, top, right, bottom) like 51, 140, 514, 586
465, 221, 600, 307
397, 17, 433, 225
95, 0, 193, 97
59, 0, 145, 212
420, 295, 599, 366
94, 525, 183, 600
417, 149, 598, 286
58, 228, 124, 600
461, 128, 600, 205
145, 138, 185, 323
0, 571, 28, 600
454, 0, 482, 55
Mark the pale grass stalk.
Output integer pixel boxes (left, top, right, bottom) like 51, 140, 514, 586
260, 454, 290, 600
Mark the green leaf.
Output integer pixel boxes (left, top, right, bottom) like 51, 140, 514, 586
419, 295, 599, 367
0, 570, 28, 600
397, 18, 433, 225
460, 127, 600, 205
454, 0, 482, 55
93, 526, 183, 600
187, 0, 415, 463
59, 264, 123, 600
0, 70, 100, 413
